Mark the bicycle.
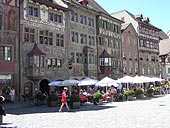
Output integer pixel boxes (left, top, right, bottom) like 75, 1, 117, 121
21, 95, 35, 107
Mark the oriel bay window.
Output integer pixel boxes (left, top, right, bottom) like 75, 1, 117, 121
34, 56, 44, 67
26, 44, 45, 77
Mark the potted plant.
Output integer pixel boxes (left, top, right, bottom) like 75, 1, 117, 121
70, 93, 80, 109
124, 90, 135, 101
47, 92, 58, 107
135, 88, 144, 99
93, 92, 103, 105
146, 88, 154, 97
35, 91, 45, 105
154, 87, 161, 95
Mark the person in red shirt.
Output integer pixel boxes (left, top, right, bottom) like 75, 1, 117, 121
59, 87, 70, 112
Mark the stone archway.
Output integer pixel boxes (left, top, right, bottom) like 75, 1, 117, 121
24, 82, 33, 96
39, 79, 50, 95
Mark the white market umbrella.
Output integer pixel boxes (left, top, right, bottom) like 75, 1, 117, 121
48, 80, 62, 86
116, 76, 134, 83
139, 76, 153, 83
61, 79, 80, 86
151, 77, 165, 82
96, 76, 115, 87
78, 77, 98, 86
133, 75, 144, 83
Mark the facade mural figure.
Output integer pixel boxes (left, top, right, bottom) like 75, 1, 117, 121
8, 10, 15, 30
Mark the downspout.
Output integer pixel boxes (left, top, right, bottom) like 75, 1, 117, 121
18, 0, 24, 102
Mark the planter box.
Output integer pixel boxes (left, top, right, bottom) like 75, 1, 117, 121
70, 102, 80, 109
98, 99, 103, 105
147, 92, 154, 97
127, 95, 133, 101
136, 94, 144, 99
48, 101, 58, 107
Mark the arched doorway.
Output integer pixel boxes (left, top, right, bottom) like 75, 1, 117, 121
39, 79, 50, 95
24, 82, 33, 96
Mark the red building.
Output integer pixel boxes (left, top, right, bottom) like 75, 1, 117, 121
0, 1, 19, 100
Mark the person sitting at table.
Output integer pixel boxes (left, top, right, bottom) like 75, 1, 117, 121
79, 89, 87, 102
83, 89, 88, 96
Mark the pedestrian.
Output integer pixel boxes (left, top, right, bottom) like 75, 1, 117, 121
9, 86, 15, 103
59, 87, 70, 112
109, 85, 117, 102
0, 96, 6, 125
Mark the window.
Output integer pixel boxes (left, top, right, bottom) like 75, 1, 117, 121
128, 37, 131, 45
24, 28, 35, 43
129, 67, 133, 74
49, 12, 62, 23
27, 5, 39, 17
0, 14, 2, 29
115, 41, 119, 49
140, 40, 144, 47
71, 31, 78, 43
28, 56, 33, 67
100, 58, 104, 66
47, 58, 62, 69
56, 34, 64, 47
122, 35, 125, 44
70, 11, 78, 22
89, 36, 95, 46
34, 56, 40, 67
80, 15, 86, 25
71, 52, 75, 63
98, 37, 103, 45
88, 17, 94, 27
102, 20, 107, 29
113, 24, 118, 33
80, 34, 87, 44
129, 53, 132, 60
0, 46, 12, 61
168, 68, 170, 74
134, 39, 137, 46
39, 30, 53, 45
76, 53, 83, 63
89, 54, 95, 64
123, 52, 126, 58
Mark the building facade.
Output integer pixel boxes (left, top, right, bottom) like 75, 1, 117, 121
0, 0, 19, 100
65, 0, 98, 80
96, 13, 122, 80
111, 10, 161, 77
159, 38, 170, 81
121, 23, 138, 76
20, 0, 69, 97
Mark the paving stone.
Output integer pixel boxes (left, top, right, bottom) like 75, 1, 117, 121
1, 94, 169, 128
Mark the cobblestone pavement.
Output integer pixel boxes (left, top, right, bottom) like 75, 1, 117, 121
1, 94, 170, 128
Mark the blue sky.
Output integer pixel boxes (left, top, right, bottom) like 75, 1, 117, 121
95, 0, 170, 33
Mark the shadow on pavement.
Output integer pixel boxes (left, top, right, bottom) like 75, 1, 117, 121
4, 103, 117, 115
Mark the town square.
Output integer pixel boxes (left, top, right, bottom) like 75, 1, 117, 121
2, 93, 170, 128
0, 0, 170, 127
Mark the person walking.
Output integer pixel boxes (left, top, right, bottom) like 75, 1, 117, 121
59, 87, 70, 112
9, 86, 15, 103
0, 96, 6, 125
